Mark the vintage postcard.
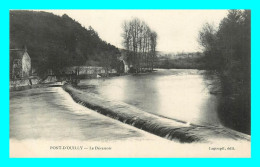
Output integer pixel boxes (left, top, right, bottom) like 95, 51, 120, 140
9, 10, 251, 158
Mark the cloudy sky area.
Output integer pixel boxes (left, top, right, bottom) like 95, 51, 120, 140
41, 10, 227, 53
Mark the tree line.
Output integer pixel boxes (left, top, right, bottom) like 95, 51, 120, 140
122, 18, 157, 73
10, 10, 120, 78
198, 10, 251, 134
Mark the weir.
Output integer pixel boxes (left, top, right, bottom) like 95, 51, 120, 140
63, 84, 250, 143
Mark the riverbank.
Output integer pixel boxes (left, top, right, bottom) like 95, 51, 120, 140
63, 84, 250, 143
10, 77, 40, 91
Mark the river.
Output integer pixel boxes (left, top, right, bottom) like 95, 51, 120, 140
10, 69, 250, 140
10, 87, 164, 141
77, 69, 248, 133
9, 69, 250, 157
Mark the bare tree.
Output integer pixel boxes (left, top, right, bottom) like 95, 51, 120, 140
197, 22, 217, 52
150, 31, 157, 70
122, 18, 157, 73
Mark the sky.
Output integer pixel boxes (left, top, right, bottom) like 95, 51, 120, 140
40, 10, 227, 53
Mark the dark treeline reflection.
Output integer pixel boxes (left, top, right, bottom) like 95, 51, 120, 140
218, 95, 250, 135
199, 10, 251, 135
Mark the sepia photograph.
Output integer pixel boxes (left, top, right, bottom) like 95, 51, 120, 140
9, 9, 251, 158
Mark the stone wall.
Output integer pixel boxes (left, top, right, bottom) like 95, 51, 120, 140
10, 78, 40, 91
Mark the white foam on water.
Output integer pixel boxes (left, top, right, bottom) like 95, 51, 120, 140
54, 87, 168, 141
55, 87, 95, 115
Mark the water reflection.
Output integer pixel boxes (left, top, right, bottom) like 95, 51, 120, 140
79, 69, 221, 126
155, 74, 220, 125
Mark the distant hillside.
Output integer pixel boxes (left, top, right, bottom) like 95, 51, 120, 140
10, 10, 120, 76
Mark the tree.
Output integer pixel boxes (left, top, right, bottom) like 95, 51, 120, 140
150, 31, 157, 70
198, 23, 217, 52
122, 18, 157, 73
10, 10, 120, 78
198, 10, 251, 94
197, 23, 220, 69
198, 10, 251, 134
